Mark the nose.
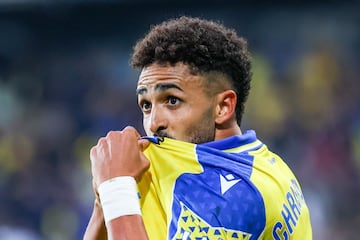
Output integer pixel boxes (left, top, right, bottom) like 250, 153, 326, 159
148, 105, 167, 135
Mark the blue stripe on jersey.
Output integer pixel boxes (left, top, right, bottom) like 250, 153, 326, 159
169, 133, 266, 239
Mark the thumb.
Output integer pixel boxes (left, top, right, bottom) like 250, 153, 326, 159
134, 151, 150, 182
138, 138, 151, 152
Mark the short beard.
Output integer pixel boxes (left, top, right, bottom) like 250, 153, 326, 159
185, 106, 216, 144
153, 106, 216, 144
187, 124, 215, 144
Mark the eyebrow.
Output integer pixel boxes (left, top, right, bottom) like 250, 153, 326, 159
136, 83, 183, 95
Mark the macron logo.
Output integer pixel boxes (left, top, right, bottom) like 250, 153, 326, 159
220, 174, 241, 195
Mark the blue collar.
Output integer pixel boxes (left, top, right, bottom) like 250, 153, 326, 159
200, 130, 258, 151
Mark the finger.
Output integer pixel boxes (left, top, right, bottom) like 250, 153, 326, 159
135, 152, 151, 182
123, 126, 141, 138
97, 135, 107, 145
89, 146, 97, 162
140, 152, 150, 170
138, 138, 151, 151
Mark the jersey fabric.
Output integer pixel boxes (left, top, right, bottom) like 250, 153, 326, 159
137, 130, 312, 240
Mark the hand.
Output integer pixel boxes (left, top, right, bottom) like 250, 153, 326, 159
90, 126, 150, 190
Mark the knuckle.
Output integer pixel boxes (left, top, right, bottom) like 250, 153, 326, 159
123, 126, 136, 133
90, 146, 95, 155
98, 137, 107, 144
106, 130, 115, 138
90, 146, 97, 160
123, 126, 139, 138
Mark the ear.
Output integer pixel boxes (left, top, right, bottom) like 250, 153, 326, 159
215, 90, 237, 125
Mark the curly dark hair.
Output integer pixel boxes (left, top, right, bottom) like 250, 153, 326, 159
131, 16, 252, 126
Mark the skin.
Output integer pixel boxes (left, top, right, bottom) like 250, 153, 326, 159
84, 62, 241, 240
137, 62, 217, 143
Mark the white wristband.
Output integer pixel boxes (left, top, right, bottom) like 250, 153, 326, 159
98, 176, 141, 224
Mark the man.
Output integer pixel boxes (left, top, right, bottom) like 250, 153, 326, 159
84, 16, 312, 239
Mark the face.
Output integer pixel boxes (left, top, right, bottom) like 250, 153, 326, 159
137, 62, 217, 144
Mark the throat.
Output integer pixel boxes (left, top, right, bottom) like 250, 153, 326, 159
214, 121, 242, 140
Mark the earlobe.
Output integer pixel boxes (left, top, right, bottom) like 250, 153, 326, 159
215, 90, 237, 125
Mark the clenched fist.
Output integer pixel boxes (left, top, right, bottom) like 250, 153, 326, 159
90, 126, 150, 190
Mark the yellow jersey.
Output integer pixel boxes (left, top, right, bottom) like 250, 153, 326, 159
137, 130, 312, 239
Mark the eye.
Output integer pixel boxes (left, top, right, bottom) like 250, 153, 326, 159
140, 100, 152, 113
168, 96, 180, 106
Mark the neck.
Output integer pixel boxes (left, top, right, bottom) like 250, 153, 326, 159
214, 120, 242, 141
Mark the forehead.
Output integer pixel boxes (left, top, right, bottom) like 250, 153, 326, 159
137, 62, 205, 90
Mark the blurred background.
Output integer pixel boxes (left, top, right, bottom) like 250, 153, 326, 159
0, 0, 359, 239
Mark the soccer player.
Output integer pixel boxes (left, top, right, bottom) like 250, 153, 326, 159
84, 16, 312, 239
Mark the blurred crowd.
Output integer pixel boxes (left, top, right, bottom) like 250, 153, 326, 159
0, 2, 359, 240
